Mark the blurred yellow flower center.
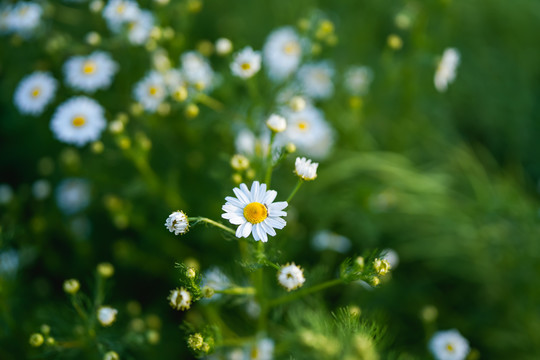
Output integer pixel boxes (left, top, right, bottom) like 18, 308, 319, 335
297, 120, 309, 131
243, 202, 267, 224
149, 86, 159, 96
31, 87, 41, 98
250, 348, 259, 359
82, 61, 97, 74
241, 62, 251, 71
116, 4, 125, 14
72, 116, 86, 127
283, 41, 299, 55
446, 343, 454, 352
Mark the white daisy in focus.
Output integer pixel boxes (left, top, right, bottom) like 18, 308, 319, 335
168, 287, 192, 311
434, 48, 460, 92
180, 51, 214, 90
50, 97, 107, 146
55, 178, 91, 215
97, 306, 118, 326
13, 72, 57, 116
277, 263, 305, 291
102, 0, 140, 30
344, 66, 373, 95
429, 329, 470, 360
312, 230, 351, 253
294, 157, 318, 181
230, 47, 261, 79
7, 2, 42, 36
222, 181, 287, 242
164, 210, 189, 235
133, 71, 167, 112
64, 51, 118, 92
126, 9, 153, 45
263, 26, 302, 82
297, 61, 335, 99
248, 338, 274, 360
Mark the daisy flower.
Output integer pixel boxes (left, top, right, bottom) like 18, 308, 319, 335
50, 97, 107, 146
133, 71, 167, 112
248, 338, 274, 360
165, 210, 189, 235
102, 0, 140, 30
230, 47, 261, 79
263, 27, 302, 82
297, 61, 335, 99
6, 1, 42, 36
222, 181, 287, 242
180, 51, 214, 90
266, 114, 287, 133
55, 178, 91, 215
126, 9, 154, 45
13, 72, 57, 116
168, 287, 192, 311
63, 51, 118, 92
429, 329, 470, 360
294, 157, 318, 180
97, 306, 118, 327
311, 230, 351, 253
434, 48, 460, 92
277, 263, 305, 291
215, 37, 233, 55
344, 65, 374, 95
235, 129, 270, 158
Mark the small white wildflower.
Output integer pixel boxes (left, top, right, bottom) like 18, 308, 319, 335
277, 263, 305, 291
201, 267, 231, 301
168, 287, 192, 311
126, 10, 154, 45
344, 66, 373, 96
434, 48, 460, 92
13, 72, 58, 116
133, 71, 167, 112
97, 306, 118, 326
164, 210, 189, 235
312, 230, 351, 253
249, 338, 274, 360
294, 157, 318, 181
297, 61, 335, 99
55, 178, 91, 215
215, 38, 233, 55
429, 329, 470, 360
230, 47, 261, 79
263, 27, 302, 82
382, 248, 399, 268
102, 0, 140, 30
32, 179, 51, 200
180, 51, 214, 90
266, 114, 287, 133
63, 51, 118, 93
7, 2, 42, 36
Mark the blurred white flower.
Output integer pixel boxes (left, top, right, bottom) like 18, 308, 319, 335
168, 287, 192, 311
266, 114, 287, 133
344, 66, 373, 95
222, 181, 287, 242
297, 61, 335, 99
102, 0, 140, 30
165, 210, 189, 235
163, 68, 186, 92
215, 38, 233, 55
382, 248, 399, 268
97, 306, 118, 326
231, 47, 261, 79
64, 51, 119, 92
202, 267, 231, 301
180, 51, 214, 90
32, 179, 51, 200
235, 129, 270, 158
429, 329, 470, 360
434, 48, 460, 92
277, 263, 305, 291
133, 71, 167, 112
0, 184, 13, 205
249, 338, 274, 360
127, 10, 154, 45
6, 2, 42, 36
50, 97, 107, 146
263, 27, 302, 82
312, 230, 351, 253
13, 72, 57, 116
294, 157, 318, 181
55, 178, 91, 215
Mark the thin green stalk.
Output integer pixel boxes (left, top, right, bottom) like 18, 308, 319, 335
195, 93, 225, 111
255, 241, 267, 332
264, 133, 276, 186
70, 296, 88, 322
268, 278, 343, 308
188, 217, 236, 236
286, 179, 303, 203
215, 286, 256, 295
219, 337, 256, 347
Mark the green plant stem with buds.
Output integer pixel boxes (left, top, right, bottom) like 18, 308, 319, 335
268, 278, 344, 308
215, 287, 256, 295
286, 179, 304, 202
264, 133, 276, 187
188, 217, 236, 236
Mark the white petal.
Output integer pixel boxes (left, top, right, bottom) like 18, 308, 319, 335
225, 196, 245, 207
240, 183, 253, 202
257, 183, 267, 202
233, 186, 250, 204
222, 204, 243, 214
266, 217, 286, 229
250, 181, 260, 201
261, 221, 276, 236
242, 221, 253, 237
229, 216, 246, 225
262, 190, 277, 204
252, 224, 260, 241
268, 201, 288, 211
268, 209, 287, 217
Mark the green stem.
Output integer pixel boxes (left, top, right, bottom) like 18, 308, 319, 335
286, 179, 303, 203
268, 278, 343, 308
195, 93, 225, 111
255, 241, 266, 332
188, 217, 237, 236
70, 296, 88, 322
215, 286, 256, 295
264, 133, 276, 186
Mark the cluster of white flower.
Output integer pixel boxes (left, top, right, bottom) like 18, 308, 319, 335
102, 0, 154, 45
429, 329, 470, 360
0, 1, 42, 37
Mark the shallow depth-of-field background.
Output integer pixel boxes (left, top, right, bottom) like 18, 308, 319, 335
1, 0, 540, 359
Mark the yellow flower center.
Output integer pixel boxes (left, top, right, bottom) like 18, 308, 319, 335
241, 62, 251, 71
250, 348, 259, 359
243, 202, 268, 224
297, 120, 309, 131
148, 86, 159, 96
116, 4, 125, 14
446, 343, 454, 352
82, 61, 97, 75
31, 87, 41, 98
283, 41, 299, 55
72, 116, 86, 127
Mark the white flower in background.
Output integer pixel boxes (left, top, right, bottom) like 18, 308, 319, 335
97, 306, 118, 326
263, 27, 302, 81
277, 263, 305, 291
202, 267, 231, 301
6, 2, 42, 35
13, 72, 57, 116
235, 129, 270, 158
278, 103, 334, 159
312, 230, 351, 253
55, 178, 91, 215
266, 114, 286, 133
222, 181, 287, 242
297, 61, 335, 99
164, 210, 189, 235
216, 38, 233, 55
163, 68, 185, 92
230, 47, 261, 79
64, 51, 118, 92
344, 66, 374, 95
168, 287, 192, 311
32, 179, 51, 200
127, 9, 154, 45
180, 51, 214, 90
0, 5, 12, 34
294, 157, 318, 181
382, 248, 399, 268
50, 97, 107, 146
248, 338, 274, 360
0, 184, 14, 205
0, 249, 19, 278
102, 0, 140, 30
133, 71, 167, 112
429, 329, 470, 360
434, 48, 460, 92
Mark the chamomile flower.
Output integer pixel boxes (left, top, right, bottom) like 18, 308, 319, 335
277, 263, 305, 291
429, 329, 470, 360
64, 51, 118, 92
7, 2, 42, 36
266, 114, 287, 133
434, 48, 460, 92
230, 47, 261, 79
165, 210, 189, 235
55, 178, 91, 215
263, 27, 302, 81
50, 97, 107, 146
249, 338, 274, 360
312, 230, 351, 253
344, 66, 373, 95
222, 181, 287, 242
180, 51, 214, 90
97, 306, 118, 327
13, 72, 57, 116
235, 129, 270, 158
168, 287, 192, 311
294, 157, 318, 180
102, 0, 140, 30
215, 38, 233, 55
126, 9, 154, 45
133, 71, 167, 112
297, 61, 335, 99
